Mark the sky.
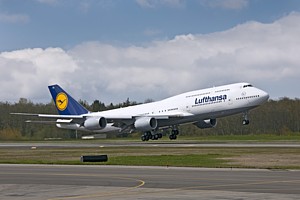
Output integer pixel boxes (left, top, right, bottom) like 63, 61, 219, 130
1, 0, 300, 104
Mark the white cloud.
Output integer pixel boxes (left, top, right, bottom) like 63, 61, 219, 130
0, 13, 29, 23
0, 48, 78, 102
1, 12, 300, 103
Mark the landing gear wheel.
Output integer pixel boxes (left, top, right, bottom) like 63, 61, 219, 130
151, 134, 159, 140
171, 129, 179, 135
169, 126, 179, 140
149, 135, 153, 140
141, 135, 146, 141
141, 132, 152, 141
169, 134, 177, 140
242, 120, 250, 125
141, 131, 163, 141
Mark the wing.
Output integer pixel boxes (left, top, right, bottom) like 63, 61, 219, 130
11, 113, 85, 124
107, 111, 193, 132
11, 111, 193, 133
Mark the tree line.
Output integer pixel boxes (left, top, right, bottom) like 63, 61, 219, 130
0, 97, 299, 140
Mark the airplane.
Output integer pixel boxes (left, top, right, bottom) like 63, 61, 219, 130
12, 82, 269, 141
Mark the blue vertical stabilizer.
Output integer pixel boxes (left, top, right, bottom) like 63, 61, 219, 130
48, 85, 89, 115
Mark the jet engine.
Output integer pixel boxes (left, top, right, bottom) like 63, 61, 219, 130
194, 119, 217, 129
83, 117, 107, 130
134, 117, 158, 131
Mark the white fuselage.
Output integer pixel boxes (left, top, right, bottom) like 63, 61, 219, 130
57, 82, 269, 133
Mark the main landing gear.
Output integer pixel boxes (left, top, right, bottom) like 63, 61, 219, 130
169, 129, 179, 140
141, 126, 180, 141
141, 131, 163, 141
242, 111, 250, 125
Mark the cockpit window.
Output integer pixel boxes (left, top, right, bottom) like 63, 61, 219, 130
243, 84, 253, 88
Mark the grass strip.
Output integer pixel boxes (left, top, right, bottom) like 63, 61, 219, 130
1, 146, 300, 169
106, 154, 229, 167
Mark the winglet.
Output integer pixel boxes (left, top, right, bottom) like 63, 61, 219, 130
48, 85, 89, 115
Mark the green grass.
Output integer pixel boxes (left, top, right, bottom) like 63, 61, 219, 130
0, 147, 228, 167
1, 145, 300, 169
1, 132, 300, 169
106, 154, 228, 167
177, 134, 300, 142
1, 133, 300, 143
0, 154, 229, 168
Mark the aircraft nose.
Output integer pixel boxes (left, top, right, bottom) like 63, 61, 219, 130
260, 90, 269, 102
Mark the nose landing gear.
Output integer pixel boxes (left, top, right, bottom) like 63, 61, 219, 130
242, 111, 250, 125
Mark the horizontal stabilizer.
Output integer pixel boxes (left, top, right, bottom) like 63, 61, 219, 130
25, 120, 58, 124
11, 113, 84, 119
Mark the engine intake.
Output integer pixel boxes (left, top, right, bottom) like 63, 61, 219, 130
194, 119, 217, 129
134, 117, 157, 131
84, 117, 107, 130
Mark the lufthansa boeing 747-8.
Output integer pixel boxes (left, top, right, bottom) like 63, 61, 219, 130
12, 82, 269, 141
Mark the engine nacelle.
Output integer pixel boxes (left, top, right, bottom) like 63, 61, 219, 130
83, 117, 107, 130
194, 119, 217, 129
134, 117, 158, 131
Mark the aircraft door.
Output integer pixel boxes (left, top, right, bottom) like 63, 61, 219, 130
186, 105, 191, 112
228, 97, 233, 105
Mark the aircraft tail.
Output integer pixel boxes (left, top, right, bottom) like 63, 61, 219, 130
48, 84, 89, 115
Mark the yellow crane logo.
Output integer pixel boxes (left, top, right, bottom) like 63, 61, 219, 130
56, 92, 68, 111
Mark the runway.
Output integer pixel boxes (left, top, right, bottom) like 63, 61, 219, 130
0, 164, 300, 200
2, 141, 300, 148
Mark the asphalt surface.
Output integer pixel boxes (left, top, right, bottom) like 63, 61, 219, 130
2, 142, 300, 148
0, 164, 300, 200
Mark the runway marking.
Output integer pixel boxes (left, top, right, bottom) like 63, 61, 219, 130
0, 171, 145, 200
47, 177, 145, 200
115, 179, 300, 198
